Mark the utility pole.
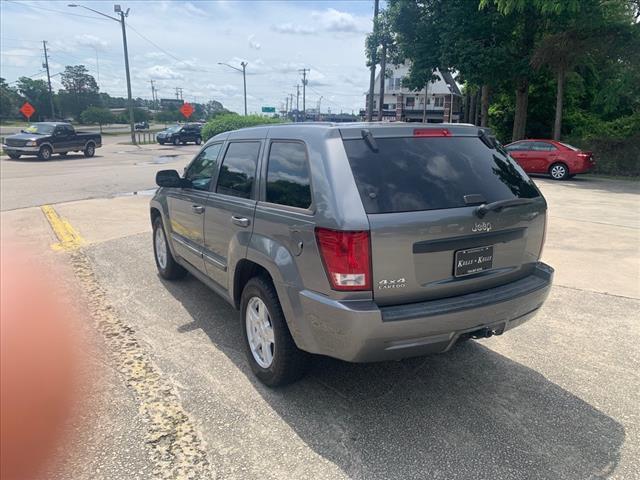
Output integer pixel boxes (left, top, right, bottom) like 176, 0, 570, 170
298, 68, 309, 122
366, 0, 379, 122
295, 84, 300, 122
285, 96, 289, 114
150, 79, 156, 108
42, 40, 55, 120
67, 3, 135, 144
117, 6, 136, 144
317, 96, 323, 121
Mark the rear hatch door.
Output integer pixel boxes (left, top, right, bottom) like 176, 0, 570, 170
341, 127, 547, 306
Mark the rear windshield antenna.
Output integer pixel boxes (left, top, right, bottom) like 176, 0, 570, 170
361, 129, 379, 152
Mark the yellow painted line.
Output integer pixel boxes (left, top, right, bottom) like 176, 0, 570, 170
41, 204, 85, 251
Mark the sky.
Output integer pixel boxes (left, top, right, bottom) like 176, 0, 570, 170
0, 0, 378, 115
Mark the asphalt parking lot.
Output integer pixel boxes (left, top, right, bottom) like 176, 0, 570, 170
1, 139, 639, 479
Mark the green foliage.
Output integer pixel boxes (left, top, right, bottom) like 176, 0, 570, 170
154, 109, 183, 123
58, 65, 100, 119
16, 77, 51, 120
80, 106, 115, 125
201, 114, 284, 141
0, 78, 21, 119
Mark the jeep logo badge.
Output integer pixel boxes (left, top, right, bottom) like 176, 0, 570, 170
472, 221, 492, 233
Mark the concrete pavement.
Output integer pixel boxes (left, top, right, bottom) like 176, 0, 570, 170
1, 144, 639, 479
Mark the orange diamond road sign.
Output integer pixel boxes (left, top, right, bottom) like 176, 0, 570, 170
180, 102, 194, 118
20, 102, 35, 120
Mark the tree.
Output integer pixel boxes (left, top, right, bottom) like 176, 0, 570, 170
0, 78, 21, 120
80, 106, 115, 133
58, 65, 100, 119
16, 77, 51, 121
531, 1, 638, 139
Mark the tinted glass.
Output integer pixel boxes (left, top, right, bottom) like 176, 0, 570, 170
266, 142, 311, 209
216, 142, 261, 199
506, 142, 526, 151
343, 136, 539, 214
185, 143, 222, 190
531, 142, 557, 151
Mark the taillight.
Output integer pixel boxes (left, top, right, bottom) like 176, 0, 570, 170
315, 228, 371, 291
413, 128, 451, 137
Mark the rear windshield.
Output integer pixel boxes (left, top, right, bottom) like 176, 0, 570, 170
343, 136, 539, 214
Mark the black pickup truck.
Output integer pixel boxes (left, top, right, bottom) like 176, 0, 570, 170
2, 122, 102, 160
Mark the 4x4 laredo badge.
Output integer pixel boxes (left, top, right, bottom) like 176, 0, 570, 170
378, 278, 407, 289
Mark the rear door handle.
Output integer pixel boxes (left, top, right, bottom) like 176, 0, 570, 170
231, 216, 250, 227
191, 204, 205, 214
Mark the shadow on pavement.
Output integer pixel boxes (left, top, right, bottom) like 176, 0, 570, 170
163, 275, 625, 480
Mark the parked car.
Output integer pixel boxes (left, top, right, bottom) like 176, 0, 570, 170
156, 123, 202, 146
150, 123, 554, 386
135, 121, 149, 130
505, 139, 595, 180
2, 122, 102, 160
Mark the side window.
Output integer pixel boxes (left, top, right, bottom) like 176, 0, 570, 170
216, 142, 261, 199
184, 143, 222, 191
266, 142, 312, 209
507, 142, 525, 151
537, 142, 557, 151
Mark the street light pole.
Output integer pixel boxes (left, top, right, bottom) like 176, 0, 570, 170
218, 62, 248, 116
68, 3, 136, 144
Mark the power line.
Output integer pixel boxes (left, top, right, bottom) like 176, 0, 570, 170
5, 0, 110, 21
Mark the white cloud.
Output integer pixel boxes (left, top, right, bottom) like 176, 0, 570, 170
311, 8, 368, 33
272, 23, 316, 35
248, 35, 261, 50
183, 2, 208, 17
144, 65, 183, 80
272, 8, 369, 36
74, 34, 109, 51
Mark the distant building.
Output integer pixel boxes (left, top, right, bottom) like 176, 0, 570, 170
363, 63, 463, 122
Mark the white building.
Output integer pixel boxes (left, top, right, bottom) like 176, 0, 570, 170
363, 63, 463, 122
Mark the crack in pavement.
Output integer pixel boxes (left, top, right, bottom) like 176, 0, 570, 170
68, 249, 214, 479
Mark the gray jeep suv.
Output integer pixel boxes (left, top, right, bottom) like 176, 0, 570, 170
150, 123, 553, 386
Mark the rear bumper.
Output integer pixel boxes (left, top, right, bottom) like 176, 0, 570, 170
291, 262, 553, 362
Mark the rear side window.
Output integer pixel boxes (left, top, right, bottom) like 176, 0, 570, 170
343, 136, 539, 214
531, 141, 557, 151
216, 142, 261, 199
266, 142, 312, 209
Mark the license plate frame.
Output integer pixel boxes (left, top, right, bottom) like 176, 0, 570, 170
454, 245, 494, 277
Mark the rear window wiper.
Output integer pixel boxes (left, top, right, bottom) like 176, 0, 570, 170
361, 129, 379, 152
475, 198, 536, 218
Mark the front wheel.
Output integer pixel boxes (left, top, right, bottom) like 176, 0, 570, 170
549, 162, 569, 180
7, 153, 20, 159
38, 145, 52, 161
152, 216, 187, 280
158, 140, 165, 145
173, 137, 180, 146
241, 276, 309, 387
195, 136, 202, 145
83, 143, 95, 157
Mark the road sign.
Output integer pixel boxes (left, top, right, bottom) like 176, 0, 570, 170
160, 98, 184, 109
20, 102, 35, 120
261, 106, 276, 113
180, 102, 194, 119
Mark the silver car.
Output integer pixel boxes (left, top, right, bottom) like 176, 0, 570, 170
150, 123, 553, 386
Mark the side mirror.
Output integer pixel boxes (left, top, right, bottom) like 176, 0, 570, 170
156, 169, 189, 188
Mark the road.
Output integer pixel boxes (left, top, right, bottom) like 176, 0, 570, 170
1, 142, 639, 479
0, 122, 167, 137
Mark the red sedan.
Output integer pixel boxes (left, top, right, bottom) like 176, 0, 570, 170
505, 139, 595, 180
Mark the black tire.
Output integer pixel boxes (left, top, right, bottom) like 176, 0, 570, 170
83, 143, 95, 158
159, 140, 165, 145
152, 216, 187, 280
173, 137, 180, 146
7, 153, 20, 159
38, 145, 52, 161
195, 136, 202, 145
59, 152, 68, 157
240, 276, 309, 387
549, 162, 569, 180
